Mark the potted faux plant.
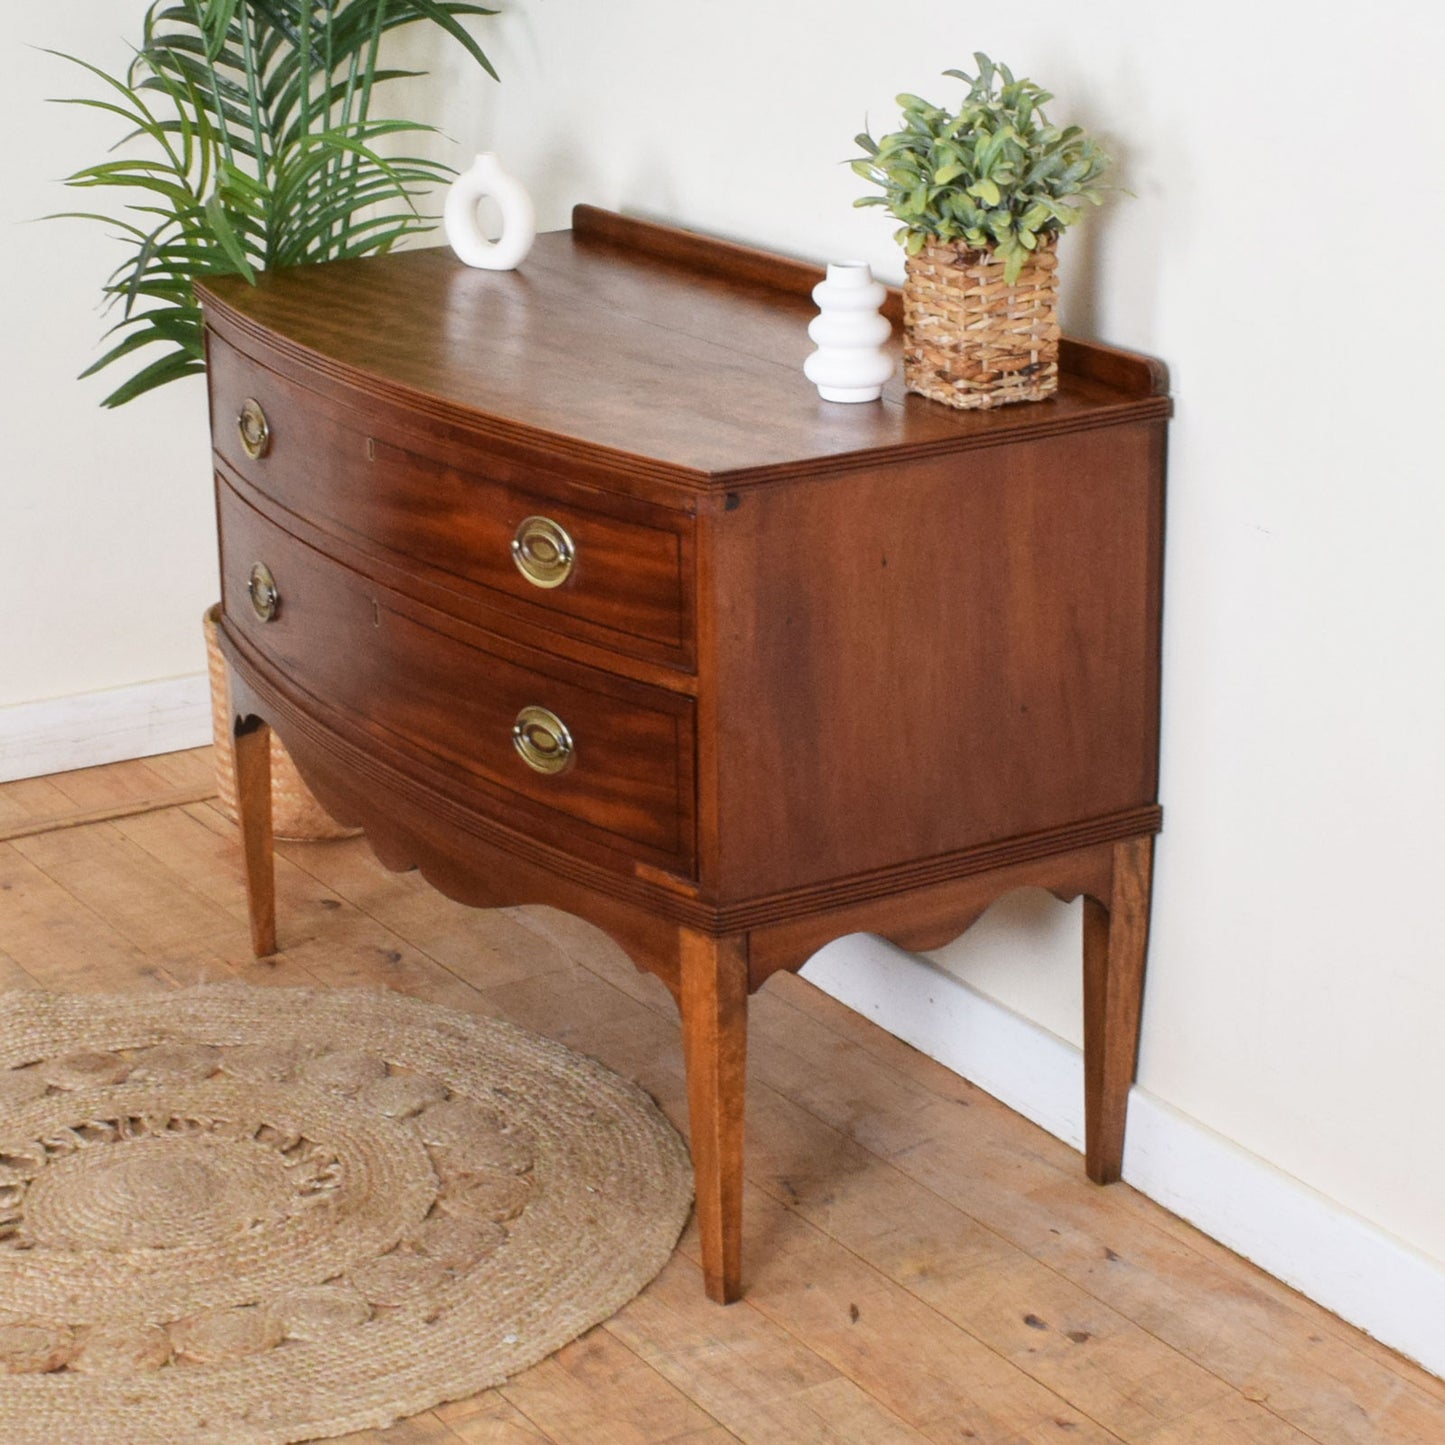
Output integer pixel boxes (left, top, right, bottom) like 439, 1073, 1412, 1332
50, 0, 498, 839
852, 54, 1111, 410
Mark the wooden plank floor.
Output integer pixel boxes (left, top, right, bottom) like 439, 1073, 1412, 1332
2, 748, 1442, 1444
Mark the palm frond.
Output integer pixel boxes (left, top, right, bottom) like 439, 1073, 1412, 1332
50, 0, 499, 404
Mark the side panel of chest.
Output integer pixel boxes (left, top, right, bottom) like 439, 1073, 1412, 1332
700, 421, 1166, 898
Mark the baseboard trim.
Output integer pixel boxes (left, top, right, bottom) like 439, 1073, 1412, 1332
0, 675, 212, 783
801, 938, 1445, 1381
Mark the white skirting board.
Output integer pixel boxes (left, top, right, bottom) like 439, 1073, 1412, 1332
801, 937, 1445, 1382
0, 674, 212, 784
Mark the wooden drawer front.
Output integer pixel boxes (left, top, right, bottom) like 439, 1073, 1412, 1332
209, 334, 692, 663
219, 481, 695, 872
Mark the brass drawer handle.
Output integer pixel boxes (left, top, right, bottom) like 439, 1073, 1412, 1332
510, 515, 575, 589
512, 705, 575, 775
247, 562, 280, 622
237, 398, 271, 459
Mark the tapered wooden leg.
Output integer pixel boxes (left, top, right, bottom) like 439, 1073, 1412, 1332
233, 718, 277, 958
678, 929, 749, 1304
1082, 835, 1154, 1184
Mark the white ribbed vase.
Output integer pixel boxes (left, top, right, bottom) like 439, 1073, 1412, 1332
802, 261, 894, 403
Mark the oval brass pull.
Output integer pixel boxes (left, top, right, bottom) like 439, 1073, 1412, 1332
512, 705, 575, 775
247, 562, 280, 622
237, 398, 271, 459
510, 515, 575, 589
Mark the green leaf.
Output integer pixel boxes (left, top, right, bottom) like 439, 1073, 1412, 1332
199, 0, 242, 61
77, 325, 177, 379
97, 350, 206, 408
42, 209, 152, 241
1021, 201, 1051, 232
396, 0, 500, 81
46, 0, 501, 403
203, 192, 257, 281
851, 55, 1113, 264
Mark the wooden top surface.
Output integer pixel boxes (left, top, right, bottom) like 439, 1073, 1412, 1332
199, 206, 1170, 486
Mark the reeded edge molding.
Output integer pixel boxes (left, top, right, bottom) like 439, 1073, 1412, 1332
803, 940, 1445, 1383
0, 675, 210, 784
714, 807, 1161, 933
709, 402, 1173, 491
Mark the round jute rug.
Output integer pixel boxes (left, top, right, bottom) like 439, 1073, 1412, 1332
0, 983, 693, 1443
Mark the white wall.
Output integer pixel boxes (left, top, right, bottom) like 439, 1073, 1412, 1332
3, 7, 217, 712
10, 0, 1445, 1368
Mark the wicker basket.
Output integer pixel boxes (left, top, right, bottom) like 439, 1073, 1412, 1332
204, 605, 361, 842
902, 235, 1061, 410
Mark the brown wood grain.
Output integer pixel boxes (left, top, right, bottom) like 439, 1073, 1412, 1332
233, 717, 277, 958
218, 480, 696, 874
211, 333, 696, 669
1084, 836, 1155, 1183
704, 429, 1165, 896
199, 210, 1169, 1305
678, 929, 750, 1305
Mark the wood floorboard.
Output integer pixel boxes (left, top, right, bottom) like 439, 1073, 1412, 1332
764, 969, 1445, 1394
497, 1322, 730, 1443
435, 1388, 561, 1442
0, 774, 74, 829
329, 1412, 464, 1442
760, 975, 1445, 1434
0, 944, 40, 991
41, 756, 192, 812
0, 756, 1440, 1444
606, 1253, 936, 1444
675, 1189, 1128, 1443
0, 839, 170, 992
140, 744, 217, 791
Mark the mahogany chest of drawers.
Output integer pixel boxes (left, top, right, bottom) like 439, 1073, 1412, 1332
198, 208, 1170, 1303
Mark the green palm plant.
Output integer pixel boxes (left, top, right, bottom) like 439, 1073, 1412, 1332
49, 0, 498, 407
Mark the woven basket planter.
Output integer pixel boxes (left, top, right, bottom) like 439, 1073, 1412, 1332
204, 605, 360, 842
902, 235, 1061, 410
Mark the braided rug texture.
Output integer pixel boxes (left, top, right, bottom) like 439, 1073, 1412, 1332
0, 984, 693, 1443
